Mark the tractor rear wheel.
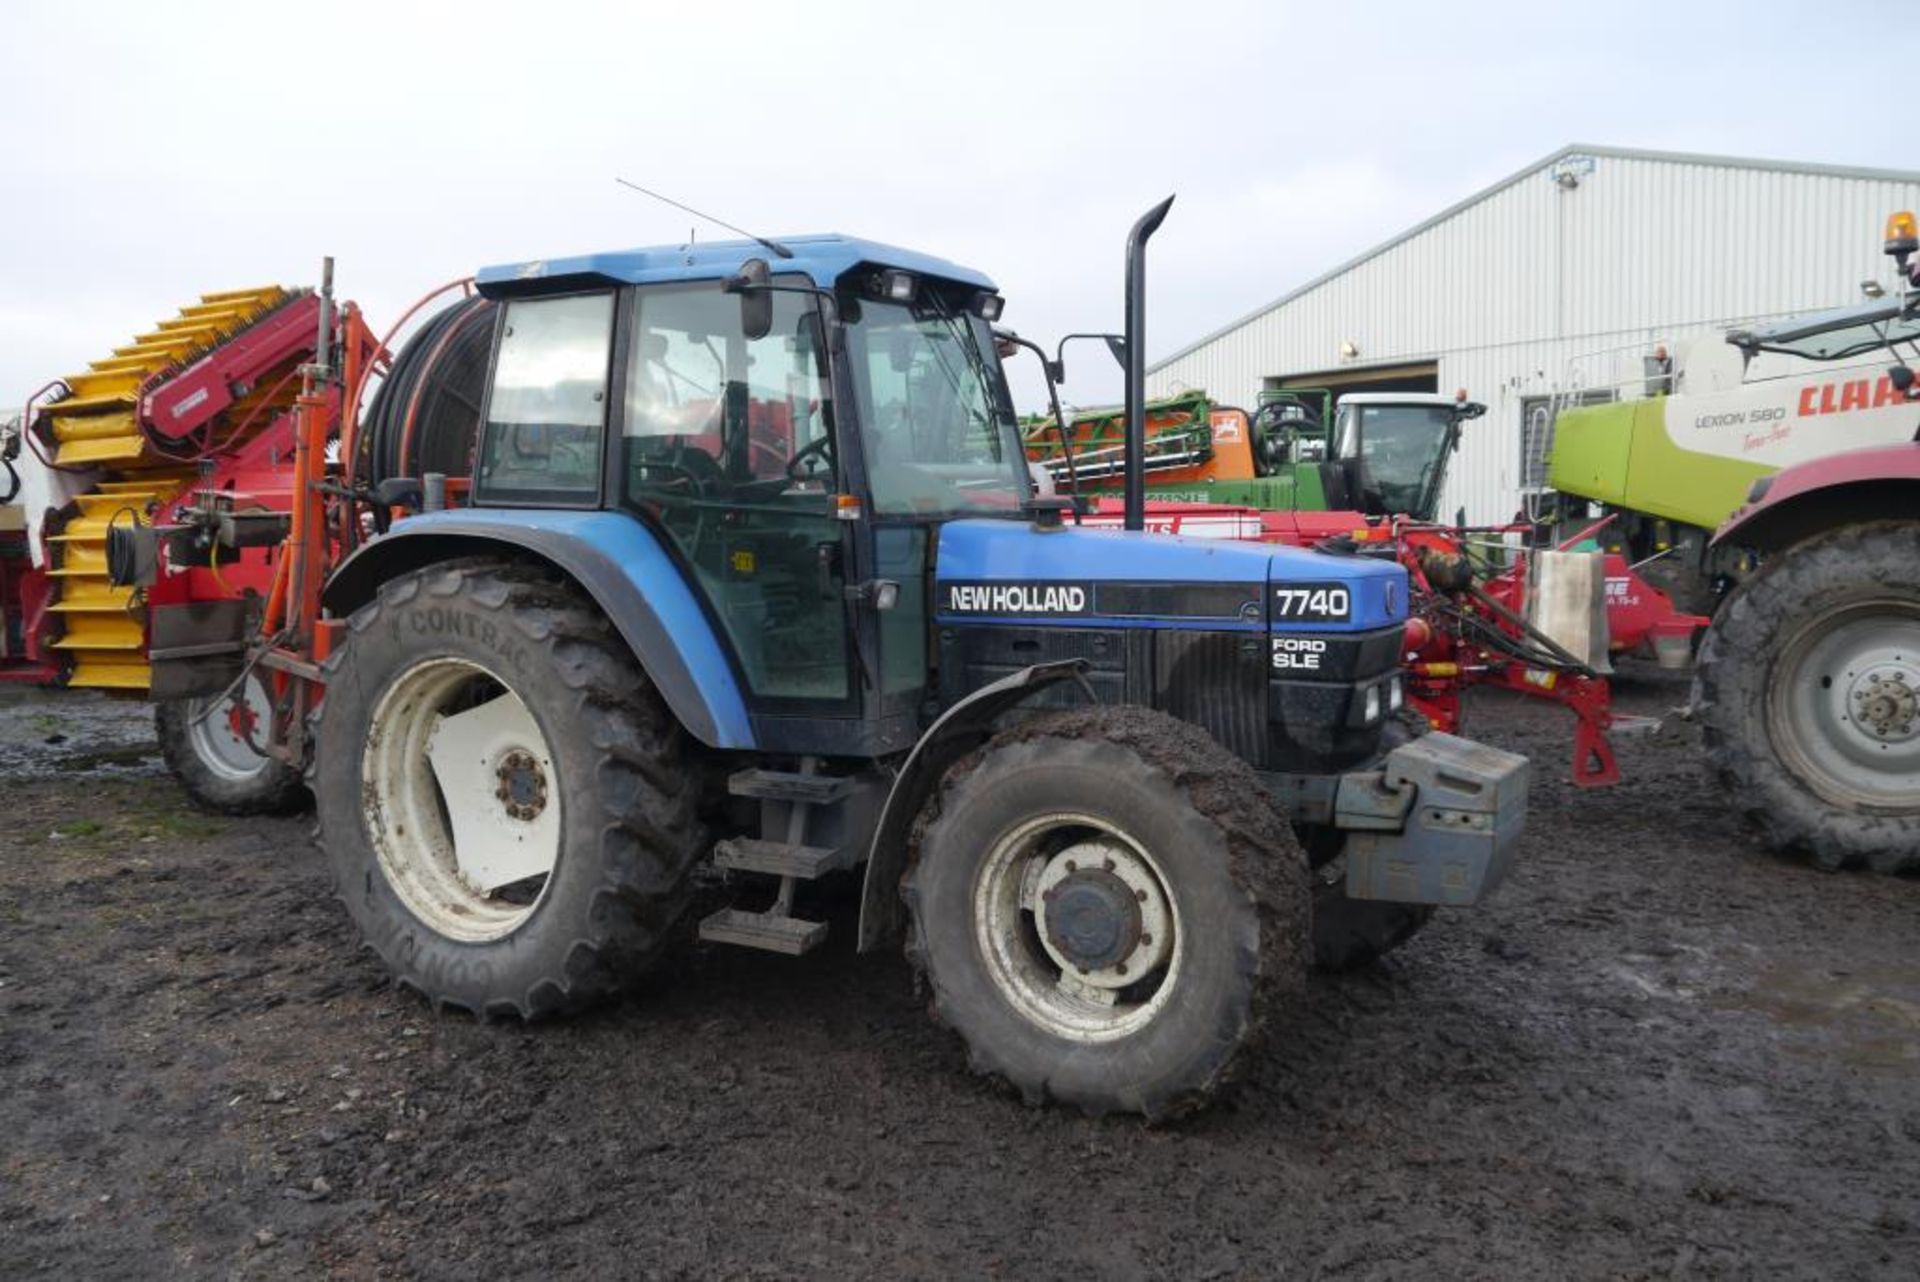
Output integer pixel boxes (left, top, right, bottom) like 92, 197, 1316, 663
904, 706, 1309, 1120
1696, 520, 1920, 873
313, 560, 703, 1017
155, 673, 307, 815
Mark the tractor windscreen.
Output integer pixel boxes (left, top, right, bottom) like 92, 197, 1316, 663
845, 293, 1027, 516
1730, 299, 1920, 362
1334, 404, 1456, 519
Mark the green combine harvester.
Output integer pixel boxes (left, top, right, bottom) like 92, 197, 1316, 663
1546, 279, 1920, 606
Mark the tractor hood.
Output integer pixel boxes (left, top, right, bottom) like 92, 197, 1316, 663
933, 519, 1405, 633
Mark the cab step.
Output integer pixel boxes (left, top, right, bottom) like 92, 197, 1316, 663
713, 837, 853, 880
697, 906, 828, 956
726, 768, 854, 806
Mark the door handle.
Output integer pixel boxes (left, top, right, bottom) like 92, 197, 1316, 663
816, 542, 841, 600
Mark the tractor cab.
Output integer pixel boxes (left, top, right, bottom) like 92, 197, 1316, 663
1322, 392, 1484, 521
454, 236, 1041, 756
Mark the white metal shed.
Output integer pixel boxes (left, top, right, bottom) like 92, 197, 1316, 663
1147, 145, 1920, 523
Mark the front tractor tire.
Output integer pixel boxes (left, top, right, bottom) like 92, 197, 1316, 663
1310, 707, 1434, 972
314, 561, 703, 1018
904, 707, 1309, 1120
155, 672, 307, 815
1696, 520, 1920, 873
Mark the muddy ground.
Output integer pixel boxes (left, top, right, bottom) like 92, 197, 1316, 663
1, 670, 1915, 1279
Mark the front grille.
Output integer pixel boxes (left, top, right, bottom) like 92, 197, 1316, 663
1155, 631, 1268, 765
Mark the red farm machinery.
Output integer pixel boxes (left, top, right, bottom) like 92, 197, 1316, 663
1009, 382, 1709, 788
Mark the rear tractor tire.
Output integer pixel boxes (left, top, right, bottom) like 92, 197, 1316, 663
155, 672, 307, 815
313, 560, 704, 1018
1695, 520, 1920, 873
904, 707, 1309, 1120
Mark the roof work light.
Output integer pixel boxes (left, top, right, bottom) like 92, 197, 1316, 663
1885, 210, 1917, 259
877, 269, 918, 303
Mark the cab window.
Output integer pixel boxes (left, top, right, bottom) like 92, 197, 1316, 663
621, 281, 848, 703
846, 299, 1024, 516
475, 292, 614, 504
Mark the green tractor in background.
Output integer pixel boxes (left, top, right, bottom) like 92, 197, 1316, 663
1021, 383, 1483, 522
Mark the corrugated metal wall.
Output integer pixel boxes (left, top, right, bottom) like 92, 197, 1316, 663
1149, 150, 1920, 523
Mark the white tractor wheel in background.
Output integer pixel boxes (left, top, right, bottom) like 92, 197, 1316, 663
155, 672, 307, 815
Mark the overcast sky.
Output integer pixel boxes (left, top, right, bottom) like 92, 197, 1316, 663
1, 0, 1908, 417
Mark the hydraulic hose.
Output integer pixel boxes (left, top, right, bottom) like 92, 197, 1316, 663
361, 296, 497, 485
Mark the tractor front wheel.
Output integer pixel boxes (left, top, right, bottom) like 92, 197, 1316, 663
313, 560, 703, 1017
1311, 876, 1434, 972
1696, 520, 1920, 873
904, 707, 1308, 1120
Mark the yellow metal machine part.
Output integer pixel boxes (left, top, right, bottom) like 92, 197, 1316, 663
38, 287, 292, 689
45, 478, 192, 689
41, 287, 290, 468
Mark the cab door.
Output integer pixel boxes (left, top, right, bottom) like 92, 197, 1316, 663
617, 280, 864, 743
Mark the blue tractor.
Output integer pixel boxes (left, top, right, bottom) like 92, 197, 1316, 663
312, 203, 1527, 1117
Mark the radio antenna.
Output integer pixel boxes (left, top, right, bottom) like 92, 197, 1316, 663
615, 178, 794, 259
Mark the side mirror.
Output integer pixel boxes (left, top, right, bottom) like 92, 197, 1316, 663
1892, 364, 1916, 397
1103, 336, 1127, 369
1046, 358, 1066, 385
725, 257, 774, 341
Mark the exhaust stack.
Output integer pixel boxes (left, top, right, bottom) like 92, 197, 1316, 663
1123, 196, 1175, 531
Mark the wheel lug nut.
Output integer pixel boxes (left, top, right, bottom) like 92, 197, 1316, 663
1135, 889, 1147, 902
1103, 857, 1115, 871
1064, 860, 1077, 872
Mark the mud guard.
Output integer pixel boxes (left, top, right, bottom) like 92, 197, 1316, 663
321, 510, 754, 749
856, 659, 1090, 953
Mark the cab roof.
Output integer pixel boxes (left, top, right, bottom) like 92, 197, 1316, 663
1339, 392, 1463, 407
476, 233, 996, 299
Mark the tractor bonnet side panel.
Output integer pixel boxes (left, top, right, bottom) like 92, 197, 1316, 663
932, 520, 1406, 772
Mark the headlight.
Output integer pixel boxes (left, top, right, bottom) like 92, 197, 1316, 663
1389, 675, 1404, 711
1364, 685, 1382, 723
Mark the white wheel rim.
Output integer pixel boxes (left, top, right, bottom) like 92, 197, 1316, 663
972, 812, 1181, 1044
185, 673, 277, 782
362, 656, 560, 942
1771, 600, 1920, 810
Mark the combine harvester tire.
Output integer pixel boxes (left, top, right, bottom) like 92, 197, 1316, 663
1696, 520, 1920, 873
